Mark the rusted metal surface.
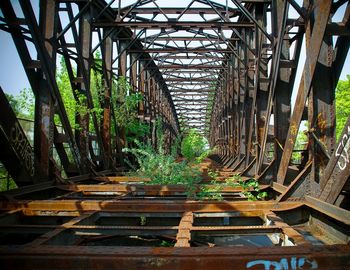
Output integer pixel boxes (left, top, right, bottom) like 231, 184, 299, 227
57, 184, 269, 194
0, 197, 349, 269
276, 0, 332, 185
305, 195, 350, 225
95, 176, 151, 182
175, 212, 193, 247
0, 245, 349, 270
35, 0, 56, 181
277, 162, 312, 202
0, 199, 303, 212
0, 87, 35, 184
319, 116, 350, 204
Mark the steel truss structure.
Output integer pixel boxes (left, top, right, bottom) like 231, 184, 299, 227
0, 0, 350, 269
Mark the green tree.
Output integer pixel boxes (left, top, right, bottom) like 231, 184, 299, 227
56, 55, 105, 132
56, 57, 78, 128
181, 128, 208, 162
112, 76, 149, 143
336, 75, 350, 139
6, 88, 35, 120
5, 93, 20, 115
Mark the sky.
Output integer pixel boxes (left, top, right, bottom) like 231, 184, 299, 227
0, 0, 349, 98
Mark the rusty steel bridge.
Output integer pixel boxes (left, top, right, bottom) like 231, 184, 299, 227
0, 0, 349, 269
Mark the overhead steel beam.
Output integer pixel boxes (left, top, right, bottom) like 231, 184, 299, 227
93, 21, 254, 29
146, 37, 239, 42
158, 64, 226, 69
117, 8, 239, 15
129, 49, 233, 54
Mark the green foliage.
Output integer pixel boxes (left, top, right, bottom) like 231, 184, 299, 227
126, 121, 150, 143
179, 117, 190, 133
113, 76, 149, 141
89, 68, 105, 131
17, 88, 35, 119
292, 127, 308, 164
56, 57, 76, 128
159, 240, 175, 247
196, 169, 223, 201
196, 148, 213, 163
113, 76, 140, 126
197, 180, 223, 201
0, 165, 17, 192
6, 89, 35, 120
170, 135, 182, 157
124, 134, 267, 201
123, 122, 201, 198
224, 174, 241, 186
234, 178, 267, 201
181, 129, 208, 162
207, 168, 219, 180
123, 140, 201, 189
56, 57, 105, 131
6, 58, 148, 141
336, 75, 350, 139
140, 215, 147, 226
5, 93, 20, 115
198, 174, 267, 202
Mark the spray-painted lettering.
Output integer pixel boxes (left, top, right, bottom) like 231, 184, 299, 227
336, 125, 350, 171
246, 257, 318, 270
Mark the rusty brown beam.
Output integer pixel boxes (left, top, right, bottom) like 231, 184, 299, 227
0, 245, 349, 269
130, 49, 233, 53
93, 21, 254, 29
0, 200, 303, 212
158, 65, 226, 69
149, 37, 239, 42
118, 8, 239, 15
155, 56, 226, 60
58, 184, 270, 194
166, 78, 216, 82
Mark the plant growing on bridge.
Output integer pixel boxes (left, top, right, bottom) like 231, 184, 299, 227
225, 175, 267, 201
197, 172, 267, 201
197, 181, 224, 201
196, 169, 223, 201
181, 128, 210, 163
0, 164, 17, 191
123, 140, 202, 194
123, 119, 202, 197
238, 179, 267, 201
112, 76, 149, 142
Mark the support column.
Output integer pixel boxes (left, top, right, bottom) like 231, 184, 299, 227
75, 7, 92, 172
130, 53, 138, 91
276, 0, 332, 184
255, 3, 269, 177
118, 40, 128, 149
308, 25, 335, 195
102, 30, 113, 167
273, 0, 292, 179
35, 0, 56, 181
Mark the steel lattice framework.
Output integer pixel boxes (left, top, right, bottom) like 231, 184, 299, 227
0, 0, 350, 269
